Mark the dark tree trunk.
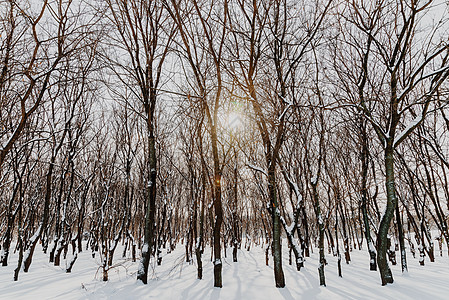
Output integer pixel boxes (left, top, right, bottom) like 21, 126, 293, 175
312, 181, 326, 286
280, 216, 303, 271
212, 173, 223, 287
1, 217, 13, 266
14, 235, 23, 281
377, 144, 396, 285
338, 198, 351, 264
137, 133, 157, 284
24, 157, 55, 272
196, 132, 206, 279
1, 175, 22, 267
66, 253, 78, 273
265, 242, 270, 266
13, 200, 23, 281
395, 203, 407, 272
268, 167, 285, 288
211, 123, 223, 287
232, 152, 239, 263
301, 205, 310, 257
336, 209, 342, 277
361, 120, 377, 271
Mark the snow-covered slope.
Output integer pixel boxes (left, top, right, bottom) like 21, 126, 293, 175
1, 241, 448, 299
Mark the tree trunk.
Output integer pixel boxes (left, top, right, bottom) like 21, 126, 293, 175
212, 170, 223, 287
395, 203, 407, 272
196, 131, 206, 279
24, 158, 54, 272
377, 144, 396, 285
1, 177, 21, 266
14, 232, 23, 281
232, 153, 239, 263
280, 216, 303, 271
1, 217, 13, 266
137, 134, 157, 284
268, 167, 285, 288
210, 119, 223, 287
312, 182, 326, 286
336, 209, 342, 277
13, 202, 23, 281
301, 205, 310, 257
360, 122, 377, 270
338, 199, 350, 264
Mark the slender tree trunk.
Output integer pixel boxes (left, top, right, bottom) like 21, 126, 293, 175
395, 203, 407, 272
312, 181, 326, 286
336, 209, 342, 277
301, 205, 310, 257
361, 121, 377, 270
1, 216, 14, 266
1, 177, 22, 266
24, 158, 55, 272
232, 152, 239, 263
13, 199, 23, 281
338, 198, 350, 264
377, 144, 396, 285
211, 124, 223, 287
196, 129, 206, 279
196, 191, 205, 279
14, 230, 23, 281
268, 166, 285, 288
137, 132, 157, 284
280, 216, 302, 271
212, 172, 223, 287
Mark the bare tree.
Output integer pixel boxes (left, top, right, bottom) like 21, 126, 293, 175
335, 0, 449, 285
104, 0, 175, 284
0, 0, 95, 168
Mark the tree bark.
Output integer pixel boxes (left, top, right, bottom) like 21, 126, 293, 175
268, 166, 285, 288
312, 181, 326, 286
137, 133, 157, 284
377, 144, 396, 285
360, 120, 377, 271
395, 202, 407, 272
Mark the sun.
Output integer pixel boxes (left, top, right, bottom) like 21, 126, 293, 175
227, 112, 243, 131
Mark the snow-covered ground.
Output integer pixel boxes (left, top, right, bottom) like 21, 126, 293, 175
1, 241, 448, 299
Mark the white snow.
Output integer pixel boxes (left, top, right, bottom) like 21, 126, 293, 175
393, 113, 423, 147
278, 102, 292, 122
2, 240, 449, 299
286, 223, 295, 233
246, 163, 268, 176
318, 214, 324, 225
29, 225, 42, 243
368, 241, 377, 253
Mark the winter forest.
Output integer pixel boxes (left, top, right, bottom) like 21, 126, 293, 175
1, 0, 449, 299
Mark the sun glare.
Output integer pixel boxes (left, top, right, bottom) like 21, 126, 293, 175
228, 112, 243, 130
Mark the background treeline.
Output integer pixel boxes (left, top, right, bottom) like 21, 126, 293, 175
0, 0, 448, 287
